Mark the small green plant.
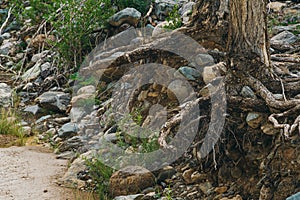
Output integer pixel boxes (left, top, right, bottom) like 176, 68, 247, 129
85, 157, 114, 200
0, 108, 25, 145
164, 4, 182, 30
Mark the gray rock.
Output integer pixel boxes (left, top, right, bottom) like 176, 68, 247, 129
59, 150, 94, 189
0, 40, 14, 55
70, 107, 87, 123
246, 112, 264, 129
35, 115, 52, 124
177, 66, 201, 81
272, 24, 300, 35
1, 32, 10, 39
202, 66, 219, 84
23, 105, 42, 115
267, 2, 286, 12
31, 50, 50, 63
76, 85, 96, 95
58, 122, 78, 139
56, 151, 76, 160
22, 61, 51, 81
0, 83, 12, 107
294, 94, 300, 99
58, 136, 83, 152
270, 31, 298, 46
194, 53, 215, 67
154, 0, 188, 21
114, 194, 144, 200
35, 91, 71, 112
109, 8, 141, 27
199, 181, 213, 195
167, 79, 190, 101
22, 126, 32, 136
241, 86, 256, 99
21, 62, 42, 81
273, 93, 284, 100
180, 2, 195, 24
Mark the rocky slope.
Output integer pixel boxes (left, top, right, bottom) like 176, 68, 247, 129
0, 0, 300, 200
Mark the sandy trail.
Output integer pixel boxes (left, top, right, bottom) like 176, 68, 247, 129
0, 146, 74, 200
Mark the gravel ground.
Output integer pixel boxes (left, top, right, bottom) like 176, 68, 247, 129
0, 146, 74, 200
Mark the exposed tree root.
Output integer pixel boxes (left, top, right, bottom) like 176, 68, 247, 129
269, 104, 300, 137
243, 74, 300, 110
241, 73, 300, 137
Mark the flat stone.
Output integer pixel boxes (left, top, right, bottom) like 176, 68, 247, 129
167, 79, 190, 101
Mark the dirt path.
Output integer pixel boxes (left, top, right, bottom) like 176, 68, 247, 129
0, 146, 75, 200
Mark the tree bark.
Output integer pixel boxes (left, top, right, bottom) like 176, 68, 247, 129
185, 0, 229, 51
227, 0, 271, 75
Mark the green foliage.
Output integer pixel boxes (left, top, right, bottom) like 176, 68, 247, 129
115, 0, 151, 15
10, 0, 116, 68
268, 14, 300, 35
115, 107, 160, 153
85, 157, 114, 200
164, 4, 182, 30
0, 108, 25, 145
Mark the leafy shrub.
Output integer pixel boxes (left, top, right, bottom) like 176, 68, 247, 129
10, 0, 115, 68
164, 4, 182, 30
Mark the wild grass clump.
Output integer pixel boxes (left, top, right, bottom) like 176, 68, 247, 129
0, 108, 25, 145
